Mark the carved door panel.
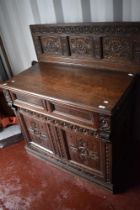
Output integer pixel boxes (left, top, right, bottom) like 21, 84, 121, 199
66, 132, 106, 177
19, 113, 54, 154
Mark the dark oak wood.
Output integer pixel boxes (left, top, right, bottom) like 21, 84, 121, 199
1, 22, 140, 193
0, 62, 134, 114
30, 22, 140, 72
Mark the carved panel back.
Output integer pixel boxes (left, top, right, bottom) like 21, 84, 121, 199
30, 22, 140, 70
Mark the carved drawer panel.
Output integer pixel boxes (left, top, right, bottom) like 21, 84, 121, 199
66, 132, 107, 179
49, 102, 97, 129
12, 92, 44, 109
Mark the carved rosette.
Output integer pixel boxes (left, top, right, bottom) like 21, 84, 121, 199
31, 23, 140, 36
69, 36, 93, 57
103, 37, 132, 60
39, 35, 70, 56
40, 36, 62, 55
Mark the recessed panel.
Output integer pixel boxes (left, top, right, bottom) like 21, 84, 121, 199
40, 35, 69, 56
69, 36, 93, 57
103, 36, 132, 60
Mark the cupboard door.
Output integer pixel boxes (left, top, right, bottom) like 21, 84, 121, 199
19, 113, 54, 154
66, 132, 106, 178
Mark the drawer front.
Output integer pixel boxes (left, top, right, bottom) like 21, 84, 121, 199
12, 92, 44, 109
48, 102, 98, 129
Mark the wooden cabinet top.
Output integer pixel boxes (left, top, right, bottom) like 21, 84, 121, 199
1, 22, 140, 115
1, 62, 134, 114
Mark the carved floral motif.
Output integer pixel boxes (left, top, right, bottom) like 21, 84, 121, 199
103, 37, 132, 59
70, 36, 93, 56
28, 121, 48, 140
40, 36, 62, 55
70, 139, 98, 161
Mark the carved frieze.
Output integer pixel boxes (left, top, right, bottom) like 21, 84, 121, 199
19, 108, 111, 142
31, 23, 140, 36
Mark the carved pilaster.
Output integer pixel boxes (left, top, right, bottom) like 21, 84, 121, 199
3, 90, 17, 115
105, 143, 112, 183
98, 114, 111, 141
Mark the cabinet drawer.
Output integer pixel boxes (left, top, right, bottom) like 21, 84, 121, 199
49, 102, 98, 129
12, 92, 44, 109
